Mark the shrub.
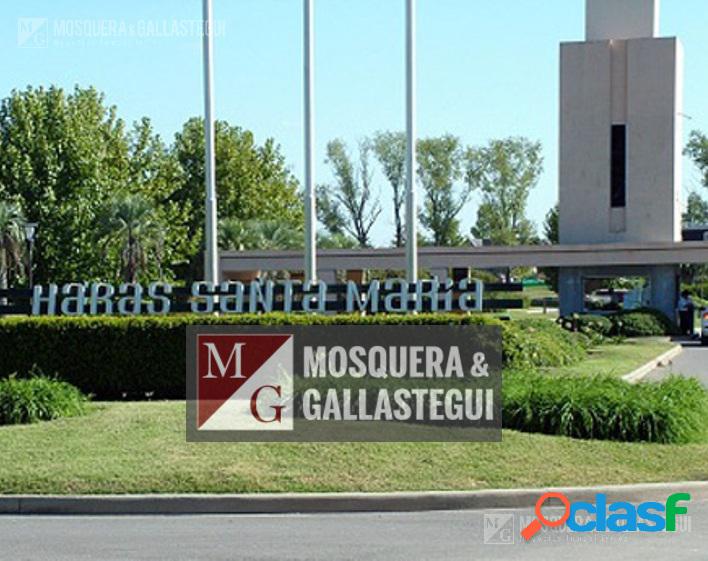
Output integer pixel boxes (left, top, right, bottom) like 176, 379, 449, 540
0, 375, 88, 425
558, 314, 613, 342
559, 309, 678, 338
683, 281, 708, 297
611, 308, 679, 337
503, 370, 707, 444
0, 313, 587, 400
502, 318, 589, 369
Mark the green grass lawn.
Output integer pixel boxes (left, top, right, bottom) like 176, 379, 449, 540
542, 338, 676, 378
523, 285, 558, 300
495, 309, 559, 321
0, 401, 705, 495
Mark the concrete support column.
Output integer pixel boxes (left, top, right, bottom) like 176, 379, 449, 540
559, 268, 585, 317
558, 265, 679, 321
649, 265, 679, 322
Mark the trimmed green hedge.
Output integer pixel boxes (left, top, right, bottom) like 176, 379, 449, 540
611, 308, 680, 337
560, 308, 679, 338
502, 318, 589, 368
0, 314, 588, 400
504, 370, 707, 444
0, 376, 88, 425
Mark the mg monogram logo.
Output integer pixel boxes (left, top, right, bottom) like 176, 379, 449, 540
196, 334, 294, 431
484, 513, 515, 545
202, 342, 246, 379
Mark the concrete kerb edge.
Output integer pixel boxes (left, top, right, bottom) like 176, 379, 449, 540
622, 343, 683, 384
1, 481, 706, 515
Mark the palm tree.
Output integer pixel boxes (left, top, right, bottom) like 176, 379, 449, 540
219, 218, 303, 251
99, 193, 157, 283
219, 218, 262, 251
0, 200, 25, 293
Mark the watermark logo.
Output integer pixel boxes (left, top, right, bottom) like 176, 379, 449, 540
17, 18, 48, 48
196, 334, 294, 431
187, 325, 502, 442
17, 17, 226, 49
521, 492, 691, 541
484, 514, 515, 545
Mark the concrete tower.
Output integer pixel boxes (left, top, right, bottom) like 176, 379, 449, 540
559, 0, 683, 245
558, 0, 683, 319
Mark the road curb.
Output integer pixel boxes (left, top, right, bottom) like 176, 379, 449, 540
622, 343, 683, 384
1, 482, 706, 516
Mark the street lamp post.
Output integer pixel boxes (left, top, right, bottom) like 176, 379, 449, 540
24, 222, 38, 288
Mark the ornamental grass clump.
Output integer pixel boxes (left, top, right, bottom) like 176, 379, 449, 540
0, 375, 89, 425
503, 370, 707, 444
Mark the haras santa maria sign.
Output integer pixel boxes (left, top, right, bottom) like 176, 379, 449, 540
25, 278, 504, 316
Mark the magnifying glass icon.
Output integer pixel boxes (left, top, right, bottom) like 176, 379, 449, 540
520, 492, 571, 541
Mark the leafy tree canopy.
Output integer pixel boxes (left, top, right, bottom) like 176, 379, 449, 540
417, 135, 469, 246
317, 139, 381, 248
686, 130, 708, 188
684, 192, 708, 226
0, 87, 302, 284
544, 204, 559, 244
467, 137, 543, 246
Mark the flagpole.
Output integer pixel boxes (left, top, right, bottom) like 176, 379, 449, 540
203, 0, 219, 285
405, 0, 418, 285
303, 0, 317, 284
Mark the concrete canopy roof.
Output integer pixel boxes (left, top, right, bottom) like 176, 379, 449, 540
221, 241, 708, 272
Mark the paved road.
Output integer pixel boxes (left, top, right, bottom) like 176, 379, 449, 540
645, 342, 708, 387
1, 501, 705, 561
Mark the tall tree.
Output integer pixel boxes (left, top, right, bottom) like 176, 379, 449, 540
125, 118, 195, 281
684, 191, 708, 225
0, 199, 25, 291
317, 232, 360, 249
684, 130, 708, 279
466, 137, 543, 245
318, 139, 381, 247
171, 118, 303, 281
315, 185, 348, 238
98, 192, 160, 283
544, 204, 559, 244
682, 192, 708, 284
372, 131, 406, 247
0, 86, 129, 282
0, 87, 195, 284
541, 204, 560, 291
417, 135, 469, 246
686, 130, 708, 188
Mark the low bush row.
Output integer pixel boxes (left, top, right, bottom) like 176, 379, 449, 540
4, 366, 703, 445
0, 313, 588, 399
559, 308, 679, 338
503, 370, 707, 444
2, 311, 703, 445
